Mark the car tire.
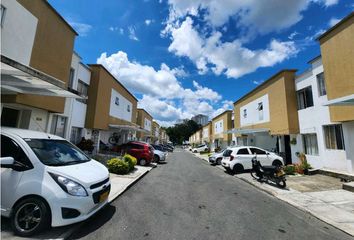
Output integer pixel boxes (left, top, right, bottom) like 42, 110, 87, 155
154, 155, 160, 163
272, 160, 283, 167
139, 159, 147, 166
11, 197, 51, 237
216, 158, 222, 165
193, 150, 197, 153
233, 164, 244, 174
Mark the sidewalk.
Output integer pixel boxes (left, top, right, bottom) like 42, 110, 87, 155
1, 165, 153, 240
190, 150, 354, 236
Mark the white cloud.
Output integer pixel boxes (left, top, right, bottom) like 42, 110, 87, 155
328, 17, 340, 27
288, 31, 299, 40
119, 28, 124, 35
69, 22, 92, 36
145, 19, 154, 26
312, 0, 339, 7
212, 100, 234, 118
97, 51, 229, 125
128, 26, 139, 41
167, 17, 298, 78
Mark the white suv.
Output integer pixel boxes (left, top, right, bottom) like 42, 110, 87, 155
192, 144, 209, 153
221, 146, 284, 173
0, 127, 110, 236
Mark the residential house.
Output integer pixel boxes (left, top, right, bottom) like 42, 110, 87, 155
202, 122, 212, 147
195, 129, 202, 145
152, 121, 160, 144
211, 110, 233, 150
136, 108, 153, 143
233, 70, 299, 164
1, 0, 79, 135
85, 64, 140, 152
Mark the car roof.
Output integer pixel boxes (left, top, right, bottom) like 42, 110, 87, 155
1, 127, 64, 140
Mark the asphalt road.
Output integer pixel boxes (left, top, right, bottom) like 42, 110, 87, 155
72, 149, 353, 240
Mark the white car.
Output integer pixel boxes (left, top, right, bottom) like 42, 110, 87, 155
221, 146, 284, 173
0, 128, 110, 237
208, 149, 226, 165
153, 148, 167, 163
192, 144, 209, 153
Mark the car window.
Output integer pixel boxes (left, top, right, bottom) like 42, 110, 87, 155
1, 135, 32, 168
25, 139, 90, 166
223, 149, 232, 157
250, 148, 266, 155
237, 148, 250, 155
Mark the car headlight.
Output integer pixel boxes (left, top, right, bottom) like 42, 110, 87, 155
49, 173, 88, 197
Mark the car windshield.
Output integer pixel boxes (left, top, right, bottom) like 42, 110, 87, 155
25, 139, 90, 166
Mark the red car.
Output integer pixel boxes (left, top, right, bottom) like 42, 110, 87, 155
120, 141, 154, 166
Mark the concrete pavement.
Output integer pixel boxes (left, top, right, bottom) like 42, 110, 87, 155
192, 151, 354, 236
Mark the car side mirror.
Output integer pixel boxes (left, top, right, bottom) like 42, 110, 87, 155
0, 157, 15, 168
266, 152, 270, 155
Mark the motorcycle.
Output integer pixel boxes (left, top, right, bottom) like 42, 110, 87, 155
250, 156, 287, 188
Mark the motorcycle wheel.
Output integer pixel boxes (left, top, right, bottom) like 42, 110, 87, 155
250, 171, 262, 181
276, 179, 286, 188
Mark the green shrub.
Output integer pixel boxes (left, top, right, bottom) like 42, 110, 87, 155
284, 165, 296, 175
107, 158, 130, 175
123, 154, 137, 171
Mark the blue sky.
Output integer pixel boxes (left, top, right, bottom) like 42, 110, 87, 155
49, 0, 353, 126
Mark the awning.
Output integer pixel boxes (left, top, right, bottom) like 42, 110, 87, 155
225, 128, 270, 134
1, 55, 81, 98
323, 94, 354, 106
109, 124, 150, 134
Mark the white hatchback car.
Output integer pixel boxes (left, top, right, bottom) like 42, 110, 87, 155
221, 146, 284, 173
192, 144, 209, 153
0, 128, 110, 236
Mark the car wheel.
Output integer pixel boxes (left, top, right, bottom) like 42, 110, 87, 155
139, 159, 147, 166
216, 158, 222, 165
233, 164, 244, 174
193, 150, 197, 153
154, 155, 160, 163
272, 160, 283, 167
11, 197, 51, 237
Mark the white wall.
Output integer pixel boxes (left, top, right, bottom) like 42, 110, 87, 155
28, 108, 49, 132
240, 94, 270, 127
214, 119, 224, 134
71, 101, 87, 128
342, 121, 354, 173
109, 89, 133, 122
1, 0, 37, 65
78, 63, 91, 85
144, 118, 152, 131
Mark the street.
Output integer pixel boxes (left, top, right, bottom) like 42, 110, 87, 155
72, 150, 352, 240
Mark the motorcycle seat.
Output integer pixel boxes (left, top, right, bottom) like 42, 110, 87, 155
262, 165, 277, 171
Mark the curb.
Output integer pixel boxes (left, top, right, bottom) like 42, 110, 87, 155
58, 167, 153, 240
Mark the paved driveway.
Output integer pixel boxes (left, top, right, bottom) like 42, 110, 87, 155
71, 149, 352, 240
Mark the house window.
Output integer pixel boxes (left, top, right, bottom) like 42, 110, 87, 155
1, 5, 6, 27
70, 127, 82, 144
115, 97, 119, 105
258, 102, 263, 120
127, 105, 130, 112
302, 134, 319, 155
297, 86, 314, 110
77, 80, 88, 103
243, 109, 247, 118
324, 125, 345, 150
68, 68, 75, 90
50, 115, 67, 138
317, 72, 326, 96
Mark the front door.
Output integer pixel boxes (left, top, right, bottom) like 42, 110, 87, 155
1, 107, 19, 127
284, 135, 292, 164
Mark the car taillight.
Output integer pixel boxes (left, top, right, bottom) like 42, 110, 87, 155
230, 155, 234, 161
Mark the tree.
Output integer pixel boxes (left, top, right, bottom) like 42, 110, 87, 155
166, 120, 201, 144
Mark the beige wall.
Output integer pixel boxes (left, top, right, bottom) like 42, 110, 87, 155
211, 110, 232, 143
319, 13, 354, 122
86, 65, 138, 130
8, 0, 77, 113
234, 70, 299, 135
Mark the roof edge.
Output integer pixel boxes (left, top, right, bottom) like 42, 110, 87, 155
317, 12, 354, 41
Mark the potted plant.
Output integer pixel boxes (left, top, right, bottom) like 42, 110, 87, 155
298, 152, 312, 175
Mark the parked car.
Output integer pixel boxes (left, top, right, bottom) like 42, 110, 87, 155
152, 147, 167, 163
192, 144, 209, 153
0, 127, 110, 237
151, 144, 166, 152
160, 144, 173, 152
221, 146, 284, 173
209, 148, 226, 165
120, 141, 154, 166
